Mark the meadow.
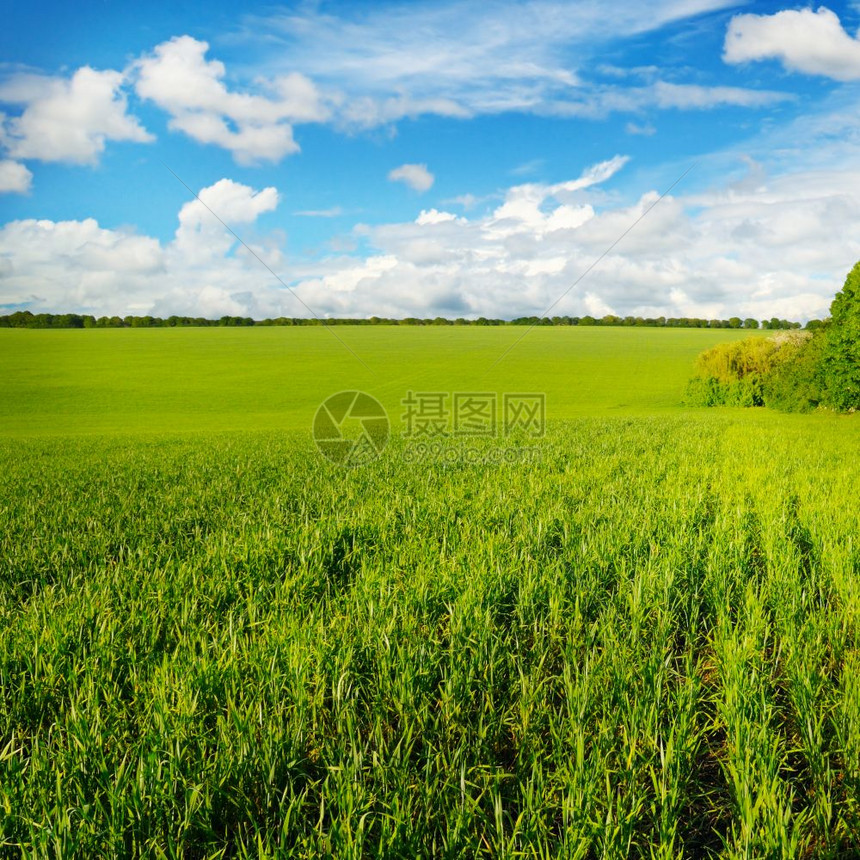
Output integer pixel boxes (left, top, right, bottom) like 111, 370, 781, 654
1, 327, 858, 858
0, 326, 761, 435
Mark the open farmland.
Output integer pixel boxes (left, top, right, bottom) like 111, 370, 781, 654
0, 326, 763, 434
1, 327, 858, 857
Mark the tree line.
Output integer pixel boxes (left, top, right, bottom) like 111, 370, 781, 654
0, 311, 809, 330
685, 261, 860, 412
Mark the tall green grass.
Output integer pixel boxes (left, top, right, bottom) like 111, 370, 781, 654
1, 412, 858, 857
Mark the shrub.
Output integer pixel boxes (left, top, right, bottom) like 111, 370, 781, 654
683, 333, 810, 408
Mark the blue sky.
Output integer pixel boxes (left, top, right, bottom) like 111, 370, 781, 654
2, 1, 860, 320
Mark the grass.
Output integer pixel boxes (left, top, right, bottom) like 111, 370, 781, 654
0, 326, 762, 434
1, 327, 858, 857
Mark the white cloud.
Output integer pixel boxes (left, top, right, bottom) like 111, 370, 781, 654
0, 159, 32, 193
294, 206, 343, 217
625, 121, 656, 136
583, 292, 616, 317
0, 179, 283, 317
552, 155, 630, 193
486, 156, 627, 238
0, 2, 792, 178
173, 178, 279, 263
240, 0, 780, 124
651, 81, 790, 109
0, 218, 163, 311
133, 36, 329, 164
415, 209, 464, 225
388, 163, 435, 192
724, 7, 860, 81
0, 66, 152, 164
510, 159, 545, 176
546, 80, 790, 119
286, 155, 860, 321
2, 158, 857, 323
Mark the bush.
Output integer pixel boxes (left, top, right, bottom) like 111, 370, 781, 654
683, 333, 810, 408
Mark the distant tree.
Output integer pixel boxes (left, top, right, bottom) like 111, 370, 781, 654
55, 313, 84, 328
728, 317, 742, 329
0, 310, 805, 330
743, 318, 759, 329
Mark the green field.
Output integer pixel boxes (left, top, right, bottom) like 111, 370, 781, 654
0, 326, 763, 434
1, 328, 859, 858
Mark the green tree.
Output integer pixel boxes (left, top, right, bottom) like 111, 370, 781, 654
822, 261, 860, 410
764, 330, 826, 412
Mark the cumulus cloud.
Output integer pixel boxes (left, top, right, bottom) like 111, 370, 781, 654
415, 209, 465, 226
2, 159, 857, 322
172, 178, 279, 264
0, 179, 283, 317
388, 163, 435, 192
133, 36, 329, 164
0, 66, 152, 164
724, 7, 860, 81
286, 156, 860, 322
0, 218, 163, 311
0, 160, 32, 193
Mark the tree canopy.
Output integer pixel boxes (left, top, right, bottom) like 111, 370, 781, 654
822, 261, 860, 411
